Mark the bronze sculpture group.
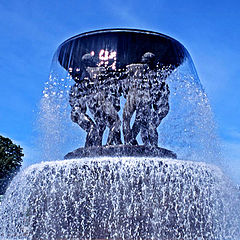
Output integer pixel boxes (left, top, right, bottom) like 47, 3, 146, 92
69, 51, 171, 148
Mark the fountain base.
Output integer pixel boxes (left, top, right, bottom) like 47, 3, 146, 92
0, 157, 239, 239
64, 145, 177, 159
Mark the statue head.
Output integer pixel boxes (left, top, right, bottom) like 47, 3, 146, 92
141, 52, 155, 64
82, 53, 96, 67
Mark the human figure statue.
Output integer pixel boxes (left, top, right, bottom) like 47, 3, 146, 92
69, 53, 122, 147
122, 61, 150, 145
69, 53, 99, 147
122, 52, 170, 146
147, 79, 170, 146
86, 66, 122, 146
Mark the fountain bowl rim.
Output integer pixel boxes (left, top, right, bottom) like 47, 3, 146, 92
58, 28, 186, 49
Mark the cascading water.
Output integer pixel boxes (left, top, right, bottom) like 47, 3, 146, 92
37, 52, 220, 163
0, 29, 239, 239
1, 157, 240, 239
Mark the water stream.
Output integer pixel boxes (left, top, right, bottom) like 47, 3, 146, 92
1, 157, 239, 239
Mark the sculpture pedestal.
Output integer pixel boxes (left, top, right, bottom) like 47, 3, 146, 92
64, 145, 177, 159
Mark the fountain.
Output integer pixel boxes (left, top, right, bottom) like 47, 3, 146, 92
0, 29, 239, 239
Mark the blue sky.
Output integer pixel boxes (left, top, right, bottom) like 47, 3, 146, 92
0, 0, 239, 181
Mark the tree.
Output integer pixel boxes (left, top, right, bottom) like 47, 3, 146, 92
0, 135, 24, 195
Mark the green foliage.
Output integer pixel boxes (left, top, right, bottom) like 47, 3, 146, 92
0, 135, 24, 195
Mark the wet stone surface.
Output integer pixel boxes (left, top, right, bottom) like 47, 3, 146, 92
64, 145, 177, 159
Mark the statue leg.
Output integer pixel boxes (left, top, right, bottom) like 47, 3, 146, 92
97, 123, 106, 146
130, 110, 141, 145
87, 93, 107, 147
132, 96, 152, 146
151, 100, 170, 147
123, 92, 138, 145
106, 117, 122, 145
93, 109, 106, 146
71, 108, 98, 147
139, 118, 151, 146
148, 122, 158, 147
103, 100, 122, 145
